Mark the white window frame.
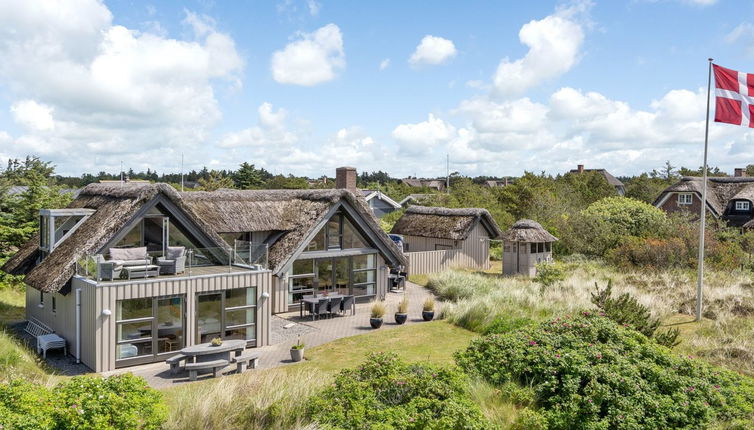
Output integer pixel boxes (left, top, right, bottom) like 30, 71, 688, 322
735, 201, 751, 211
677, 193, 693, 205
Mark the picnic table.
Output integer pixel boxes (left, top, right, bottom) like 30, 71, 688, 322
180, 339, 246, 363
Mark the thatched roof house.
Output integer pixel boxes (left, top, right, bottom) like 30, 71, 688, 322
180, 188, 406, 273
4, 183, 406, 293
500, 219, 558, 243
390, 206, 502, 240
654, 176, 754, 227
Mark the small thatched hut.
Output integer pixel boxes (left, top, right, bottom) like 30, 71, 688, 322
501, 219, 558, 276
390, 206, 502, 273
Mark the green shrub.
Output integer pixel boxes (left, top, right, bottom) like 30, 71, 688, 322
483, 315, 535, 335
534, 262, 566, 293
0, 373, 166, 430
591, 280, 680, 347
308, 352, 489, 429
455, 313, 754, 429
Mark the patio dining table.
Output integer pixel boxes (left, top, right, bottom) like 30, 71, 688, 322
180, 339, 246, 364
299, 294, 355, 319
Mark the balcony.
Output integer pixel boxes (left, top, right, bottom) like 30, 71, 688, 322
74, 242, 268, 285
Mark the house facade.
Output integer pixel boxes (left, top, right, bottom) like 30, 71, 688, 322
390, 206, 501, 273
653, 172, 754, 227
4, 182, 405, 372
501, 219, 558, 277
360, 190, 401, 218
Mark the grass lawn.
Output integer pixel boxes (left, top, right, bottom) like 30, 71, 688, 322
0, 286, 26, 325
162, 321, 478, 430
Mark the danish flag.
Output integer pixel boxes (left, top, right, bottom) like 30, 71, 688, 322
714, 64, 754, 128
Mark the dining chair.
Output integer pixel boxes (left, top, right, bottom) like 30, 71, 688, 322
328, 297, 343, 318
315, 299, 329, 320
340, 295, 355, 316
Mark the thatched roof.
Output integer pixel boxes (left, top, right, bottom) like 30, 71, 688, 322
4, 184, 407, 292
2, 183, 228, 293
390, 206, 502, 240
181, 188, 406, 272
500, 219, 558, 243
569, 168, 625, 187
654, 176, 754, 218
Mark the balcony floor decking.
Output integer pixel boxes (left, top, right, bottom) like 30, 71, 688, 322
86, 264, 261, 285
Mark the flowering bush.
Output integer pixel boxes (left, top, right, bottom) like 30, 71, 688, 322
456, 313, 754, 429
308, 352, 488, 429
0, 373, 166, 430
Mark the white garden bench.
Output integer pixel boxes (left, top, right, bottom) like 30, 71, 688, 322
233, 352, 260, 374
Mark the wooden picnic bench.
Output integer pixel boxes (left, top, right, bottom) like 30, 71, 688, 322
233, 351, 260, 373
185, 359, 229, 381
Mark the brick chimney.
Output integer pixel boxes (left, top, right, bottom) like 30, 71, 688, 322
577, 164, 585, 173
735, 168, 746, 177
336, 167, 357, 190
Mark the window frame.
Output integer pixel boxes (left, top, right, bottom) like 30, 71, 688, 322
115, 295, 186, 366
735, 201, 751, 211
195, 287, 257, 346
677, 193, 693, 205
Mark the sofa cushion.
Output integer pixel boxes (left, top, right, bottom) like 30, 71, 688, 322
166, 246, 186, 260
109, 247, 147, 261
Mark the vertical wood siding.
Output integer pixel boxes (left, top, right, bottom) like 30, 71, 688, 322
84, 271, 272, 372
404, 223, 491, 275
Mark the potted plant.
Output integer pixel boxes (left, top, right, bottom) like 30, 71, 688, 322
394, 297, 409, 325
370, 301, 386, 329
290, 336, 305, 362
422, 297, 435, 321
210, 337, 223, 347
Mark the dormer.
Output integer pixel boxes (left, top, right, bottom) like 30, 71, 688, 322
38, 208, 95, 260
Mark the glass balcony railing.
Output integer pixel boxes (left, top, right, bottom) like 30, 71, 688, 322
74, 243, 268, 283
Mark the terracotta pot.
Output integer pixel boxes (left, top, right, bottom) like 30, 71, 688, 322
370, 317, 384, 329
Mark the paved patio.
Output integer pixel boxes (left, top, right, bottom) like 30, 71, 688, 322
101, 281, 434, 388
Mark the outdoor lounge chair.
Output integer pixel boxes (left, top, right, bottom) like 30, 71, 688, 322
315, 299, 329, 320
157, 246, 186, 275
340, 295, 355, 316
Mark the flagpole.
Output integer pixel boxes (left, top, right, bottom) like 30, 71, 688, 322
696, 58, 713, 322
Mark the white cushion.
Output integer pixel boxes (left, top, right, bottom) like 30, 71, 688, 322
110, 247, 147, 261
166, 246, 185, 260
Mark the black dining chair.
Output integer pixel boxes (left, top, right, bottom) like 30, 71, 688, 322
340, 295, 355, 316
315, 298, 329, 320
328, 297, 343, 318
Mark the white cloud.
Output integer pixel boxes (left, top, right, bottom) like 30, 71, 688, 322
725, 22, 754, 56
0, 0, 243, 174
492, 3, 587, 98
271, 24, 345, 86
379, 58, 391, 71
219, 103, 297, 148
409, 35, 457, 66
306, 0, 321, 16
11, 100, 55, 131
392, 114, 456, 154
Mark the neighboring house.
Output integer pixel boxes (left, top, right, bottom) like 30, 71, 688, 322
483, 179, 509, 188
398, 193, 434, 208
360, 190, 401, 218
654, 172, 754, 227
400, 178, 446, 191
3, 182, 405, 372
568, 164, 625, 195
390, 206, 502, 273
4, 185, 81, 198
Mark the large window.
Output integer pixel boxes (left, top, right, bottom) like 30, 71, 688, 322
288, 254, 378, 305
196, 287, 256, 345
116, 296, 185, 362
306, 213, 369, 251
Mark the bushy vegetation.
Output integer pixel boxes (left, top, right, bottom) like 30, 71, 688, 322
0, 373, 166, 430
591, 280, 680, 347
308, 352, 489, 429
456, 313, 754, 429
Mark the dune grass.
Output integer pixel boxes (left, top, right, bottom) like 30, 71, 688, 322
426, 260, 754, 376
163, 321, 477, 430
0, 285, 26, 325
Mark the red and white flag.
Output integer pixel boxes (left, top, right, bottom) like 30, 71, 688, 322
714, 64, 754, 128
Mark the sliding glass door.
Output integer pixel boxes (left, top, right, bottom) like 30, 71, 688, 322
115, 295, 185, 366
196, 287, 257, 345
287, 254, 379, 307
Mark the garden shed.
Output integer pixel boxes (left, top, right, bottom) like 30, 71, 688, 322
501, 219, 558, 277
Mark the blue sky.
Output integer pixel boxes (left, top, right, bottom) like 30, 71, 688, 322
1, 0, 754, 178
